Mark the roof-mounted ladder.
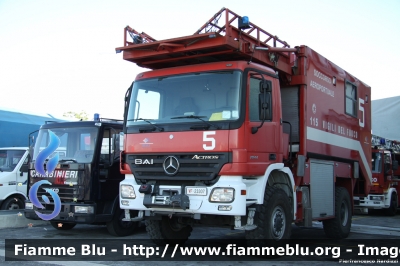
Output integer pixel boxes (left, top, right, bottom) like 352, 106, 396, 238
116, 7, 298, 74
372, 134, 400, 153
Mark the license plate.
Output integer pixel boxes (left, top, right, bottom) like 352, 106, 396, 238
186, 187, 207, 196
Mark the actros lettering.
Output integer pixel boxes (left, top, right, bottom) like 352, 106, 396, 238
192, 155, 219, 160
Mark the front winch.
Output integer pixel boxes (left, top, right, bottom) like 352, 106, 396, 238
143, 187, 190, 210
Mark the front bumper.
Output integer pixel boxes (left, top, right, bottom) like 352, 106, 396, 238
120, 175, 248, 216
24, 200, 97, 223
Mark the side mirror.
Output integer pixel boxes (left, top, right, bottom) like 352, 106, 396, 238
20, 164, 28, 176
252, 79, 272, 134
393, 160, 399, 171
29, 146, 34, 162
20, 164, 29, 173
112, 132, 124, 161
258, 92, 272, 121
124, 83, 134, 128
385, 162, 391, 174
258, 80, 272, 120
259, 80, 271, 92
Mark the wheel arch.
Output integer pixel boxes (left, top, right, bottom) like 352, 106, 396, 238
384, 187, 398, 207
2, 192, 27, 201
249, 163, 296, 220
335, 177, 355, 212
101, 196, 120, 216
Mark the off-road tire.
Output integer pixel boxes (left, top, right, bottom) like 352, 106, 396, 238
245, 186, 292, 241
50, 221, 77, 230
1, 196, 25, 210
107, 209, 138, 236
323, 187, 352, 239
146, 216, 192, 246
384, 192, 398, 216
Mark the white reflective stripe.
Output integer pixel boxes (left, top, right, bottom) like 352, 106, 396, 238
307, 127, 372, 183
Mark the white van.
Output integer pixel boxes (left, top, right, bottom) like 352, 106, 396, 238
0, 147, 29, 209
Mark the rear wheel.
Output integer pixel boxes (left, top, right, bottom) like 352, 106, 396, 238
50, 222, 76, 230
107, 209, 138, 236
323, 187, 352, 239
246, 186, 292, 241
146, 216, 192, 246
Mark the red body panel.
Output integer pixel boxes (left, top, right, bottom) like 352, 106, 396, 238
299, 47, 372, 193
125, 130, 230, 153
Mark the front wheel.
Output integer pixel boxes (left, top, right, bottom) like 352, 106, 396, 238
1, 196, 25, 210
323, 187, 352, 239
246, 186, 292, 241
50, 222, 76, 230
107, 209, 138, 237
146, 216, 192, 246
384, 192, 398, 216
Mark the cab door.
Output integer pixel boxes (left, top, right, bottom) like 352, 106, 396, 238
244, 71, 283, 174
16, 152, 29, 194
98, 127, 124, 200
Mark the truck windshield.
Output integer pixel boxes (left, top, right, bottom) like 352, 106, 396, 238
33, 127, 99, 163
0, 149, 26, 172
126, 71, 242, 127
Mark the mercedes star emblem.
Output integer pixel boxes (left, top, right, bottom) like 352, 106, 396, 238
163, 156, 180, 176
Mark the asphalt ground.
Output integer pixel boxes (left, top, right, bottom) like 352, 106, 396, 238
1, 209, 400, 229
0, 210, 48, 229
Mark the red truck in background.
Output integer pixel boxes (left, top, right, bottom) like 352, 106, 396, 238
354, 135, 400, 215
116, 8, 372, 244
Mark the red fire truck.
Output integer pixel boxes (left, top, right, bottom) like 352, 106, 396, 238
116, 8, 372, 244
354, 135, 399, 215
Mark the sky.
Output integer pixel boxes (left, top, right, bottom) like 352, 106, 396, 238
1, 0, 399, 120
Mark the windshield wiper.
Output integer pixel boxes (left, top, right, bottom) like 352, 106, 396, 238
59, 158, 78, 163
171, 115, 221, 130
137, 118, 164, 132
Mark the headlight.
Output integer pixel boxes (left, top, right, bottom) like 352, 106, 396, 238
209, 188, 235, 203
25, 202, 33, 209
74, 206, 94, 214
370, 195, 383, 201
121, 185, 136, 199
